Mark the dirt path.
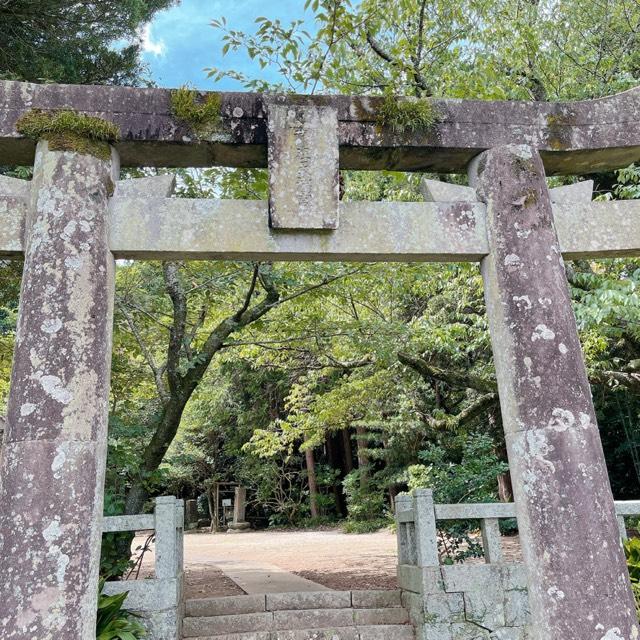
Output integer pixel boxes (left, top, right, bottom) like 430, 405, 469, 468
134, 527, 523, 599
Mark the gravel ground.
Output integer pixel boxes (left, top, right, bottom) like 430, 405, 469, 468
131, 527, 523, 599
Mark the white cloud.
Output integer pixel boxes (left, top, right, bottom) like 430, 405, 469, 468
139, 23, 167, 57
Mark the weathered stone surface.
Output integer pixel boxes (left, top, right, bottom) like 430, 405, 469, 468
499, 565, 528, 591
356, 625, 414, 640
490, 628, 529, 640
267, 592, 351, 611
0, 141, 117, 639
548, 180, 593, 204
272, 628, 359, 640
2, 80, 640, 174
422, 622, 456, 640
107, 198, 489, 262
463, 591, 505, 630
187, 595, 267, 617
480, 518, 503, 564
434, 503, 516, 519
0, 174, 29, 256
352, 607, 409, 626
471, 144, 638, 639
453, 623, 493, 640
421, 179, 478, 203
441, 565, 502, 593
3, 195, 640, 262
424, 593, 465, 624
504, 589, 530, 627
413, 490, 440, 567
351, 590, 402, 609
183, 612, 273, 636
273, 608, 355, 630
267, 103, 339, 229
113, 173, 176, 198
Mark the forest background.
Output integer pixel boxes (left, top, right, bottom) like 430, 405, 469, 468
1, 0, 640, 540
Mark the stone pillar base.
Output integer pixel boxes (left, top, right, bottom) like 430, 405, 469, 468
227, 522, 251, 533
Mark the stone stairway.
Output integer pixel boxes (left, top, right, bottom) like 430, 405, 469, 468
183, 590, 415, 640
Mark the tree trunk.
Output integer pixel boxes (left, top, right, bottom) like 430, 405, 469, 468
305, 445, 320, 519
498, 472, 513, 503
342, 428, 354, 473
355, 426, 369, 487
326, 432, 347, 517
124, 399, 188, 515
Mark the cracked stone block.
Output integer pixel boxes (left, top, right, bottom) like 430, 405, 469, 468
421, 623, 455, 640
450, 622, 492, 640
500, 565, 528, 591
463, 591, 505, 631
489, 627, 530, 640
441, 565, 501, 593
504, 589, 530, 627
425, 593, 465, 623
267, 102, 339, 230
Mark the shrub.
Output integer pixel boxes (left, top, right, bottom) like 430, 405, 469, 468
343, 468, 387, 524
96, 579, 146, 639
624, 538, 640, 619
408, 434, 509, 563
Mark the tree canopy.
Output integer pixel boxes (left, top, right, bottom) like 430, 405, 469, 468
0, 0, 175, 85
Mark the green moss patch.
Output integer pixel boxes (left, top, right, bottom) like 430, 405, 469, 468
377, 95, 441, 134
171, 86, 222, 136
16, 109, 119, 160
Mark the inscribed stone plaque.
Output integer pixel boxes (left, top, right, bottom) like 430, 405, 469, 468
267, 102, 339, 230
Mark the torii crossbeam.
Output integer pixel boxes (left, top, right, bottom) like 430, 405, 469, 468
0, 79, 639, 640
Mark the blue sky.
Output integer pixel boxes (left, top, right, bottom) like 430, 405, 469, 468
140, 0, 312, 90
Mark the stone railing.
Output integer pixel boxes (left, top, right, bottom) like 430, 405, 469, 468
396, 490, 640, 640
102, 496, 184, 640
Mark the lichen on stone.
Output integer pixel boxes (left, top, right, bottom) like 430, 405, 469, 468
170, 85, 222, 136
16, 109, 119, 160
377, 95, 441, 134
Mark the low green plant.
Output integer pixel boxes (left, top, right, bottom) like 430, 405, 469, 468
343, 468, 387, 521
625, 537, 640, 581
96, 579, 146, 640
377, 95, 440, 134
171, 86, 222, 135
408, 434, 509, 563
16, 109, 119, 160
342, 517, 391, 534
624, 538, 640, 619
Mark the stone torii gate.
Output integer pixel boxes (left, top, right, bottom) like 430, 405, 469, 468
0, 81, 639, 640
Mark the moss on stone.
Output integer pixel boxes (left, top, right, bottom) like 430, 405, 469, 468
16, 109, 119, 160
171, 86, 222, 136
377, 95, 440, 134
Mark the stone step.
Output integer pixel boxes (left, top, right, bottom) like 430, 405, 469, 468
187, 625, 414, 640
186, 595, 267, 618
356, 626, 414, 640
184, 612, 273, 637
183, 608, 411, 637
185, 591, 402, 618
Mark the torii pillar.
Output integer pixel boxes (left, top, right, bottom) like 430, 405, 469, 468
470, 145, 638, 639
0, 141, 117, 638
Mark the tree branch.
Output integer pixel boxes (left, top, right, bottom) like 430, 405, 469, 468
398, 351, 497, 394
118, 302, 169, 403
163, 262, 188, 396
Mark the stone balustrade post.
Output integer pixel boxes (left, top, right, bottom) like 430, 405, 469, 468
154, 496, 178, 580
0, 141, 118, 639
470, 144, 638, 639
480, 518, 503, 564
395, 493, 414, 566
413, 489, 440, 568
